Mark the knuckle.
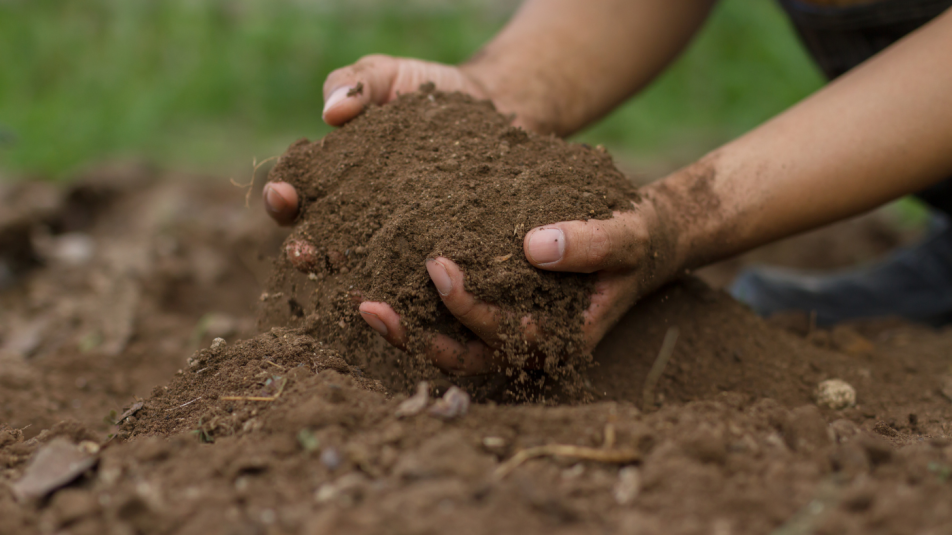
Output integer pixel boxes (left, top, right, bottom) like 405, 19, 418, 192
458, 301, 499, 337
325, 54, 389, 88
582, 224, 613, 269
448, 294, 479, 322
323, 68, 349, 92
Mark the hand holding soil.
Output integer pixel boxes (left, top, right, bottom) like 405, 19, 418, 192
358, 206, 666, 374
263, 54, 497, 226
261, 86, 668, 382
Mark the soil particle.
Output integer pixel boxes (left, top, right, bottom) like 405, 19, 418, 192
263, 86, 637, 391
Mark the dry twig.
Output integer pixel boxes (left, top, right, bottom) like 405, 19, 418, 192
604, 413, 617, 450
167, 396, 203, 412
494, 445, 640, 481
642, 327, 679, 411
221, 377, 287, 402
230, 155, 279, 208
115, 401, 144, 424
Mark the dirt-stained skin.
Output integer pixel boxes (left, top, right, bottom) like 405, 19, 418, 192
642, 151, 748, 274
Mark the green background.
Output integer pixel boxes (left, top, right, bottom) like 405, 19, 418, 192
0, 0, 825, 179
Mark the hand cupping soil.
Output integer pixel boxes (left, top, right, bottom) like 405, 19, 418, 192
265, 84, 637, 379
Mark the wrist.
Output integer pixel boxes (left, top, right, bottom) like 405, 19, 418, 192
631, 193, 685, 291
638, 178, 698, 283
458, 59, 555, 135
640, 153, 734, 277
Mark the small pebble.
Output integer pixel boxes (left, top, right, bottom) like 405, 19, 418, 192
428, 386, 470, 420
482, 436, 506, 449
320, 447, 342, 471
77, 441, 100, 455
613, 466, 641, 505
816, 379, 856, 410
395, 382, 429, 418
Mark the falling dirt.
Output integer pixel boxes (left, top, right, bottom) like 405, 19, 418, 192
2, 100, 952, 534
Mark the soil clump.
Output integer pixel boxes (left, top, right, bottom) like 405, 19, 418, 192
263, 85, 636, 390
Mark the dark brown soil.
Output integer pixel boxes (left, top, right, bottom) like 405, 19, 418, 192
262, 86, 636, 389
2, 159, 952, 533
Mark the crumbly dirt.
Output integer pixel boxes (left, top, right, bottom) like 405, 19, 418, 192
261, 86, 637, 392
2, 160, 952, 533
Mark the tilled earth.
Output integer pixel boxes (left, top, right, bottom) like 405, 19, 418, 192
1, 164, 951, 535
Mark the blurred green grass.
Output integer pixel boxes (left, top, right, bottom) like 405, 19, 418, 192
0, 0, 825, 179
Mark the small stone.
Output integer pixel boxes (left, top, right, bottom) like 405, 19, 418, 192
210, 338, 226, 350
13, 439, 98, 501
613, 467, 641, 505
285, 240, 320, 273
45, 233, 95, 266
436, 159, 461, 172
481, 436, 506, 449
428, 386, 470, 420
320, 447, 342, 471
77, 441, 100, 455
395, 382, 429, 418
816, 379, 856, 410
186, 350, 203, 368
314, 473, 367, 504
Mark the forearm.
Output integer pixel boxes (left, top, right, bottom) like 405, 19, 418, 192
461, 0, 716, 135
647, 8, 952, 273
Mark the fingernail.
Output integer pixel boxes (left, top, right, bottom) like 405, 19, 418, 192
527, 228, 564, 265
360, 311, 388, 336
263, 183, 287, 214
426, 259, 452, 296
323, 86, 353, 116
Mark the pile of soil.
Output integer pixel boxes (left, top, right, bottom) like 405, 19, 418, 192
5, 275, 952, 534
263, 85, 637, 386
2, 144, 952, 533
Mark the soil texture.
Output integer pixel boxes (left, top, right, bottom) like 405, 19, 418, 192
2, 156, 952, 532
263, 86, 636, 387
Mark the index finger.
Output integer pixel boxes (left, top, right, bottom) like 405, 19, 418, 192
322, 54, 400, 126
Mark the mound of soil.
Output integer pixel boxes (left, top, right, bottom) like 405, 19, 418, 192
3, 146, 952, 534
264, 85, 636, 382
6, 280, 952, 535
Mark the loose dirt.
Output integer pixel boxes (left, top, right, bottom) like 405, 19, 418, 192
2, 104, 952, 534
262, 86, 636, 393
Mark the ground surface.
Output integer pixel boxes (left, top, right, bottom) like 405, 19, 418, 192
2, 165, 951, 535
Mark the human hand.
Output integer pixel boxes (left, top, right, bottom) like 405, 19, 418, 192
263, 55, 496, 226
358, 203, 673, 375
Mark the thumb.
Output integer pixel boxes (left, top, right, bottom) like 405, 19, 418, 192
322, 54, 400, 126
523, 211, 647, 273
